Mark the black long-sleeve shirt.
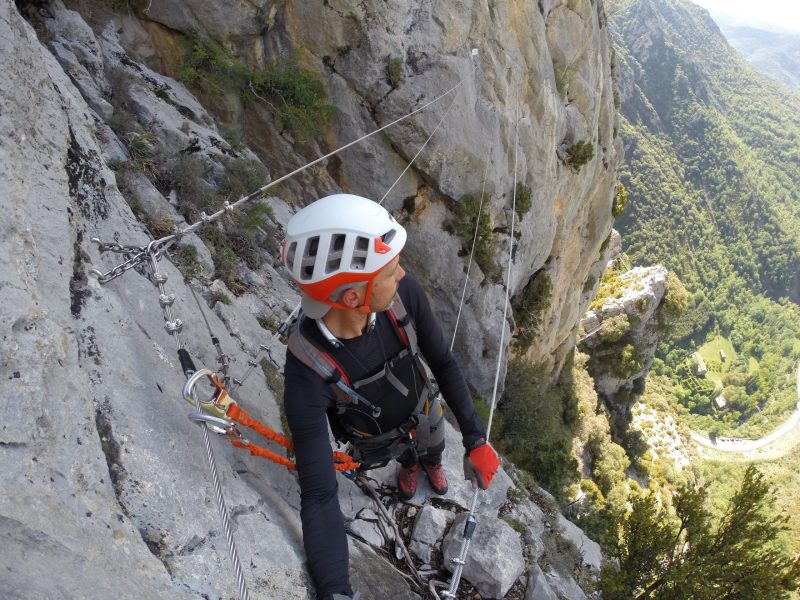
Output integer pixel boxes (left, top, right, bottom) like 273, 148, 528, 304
283, 273, 485, 599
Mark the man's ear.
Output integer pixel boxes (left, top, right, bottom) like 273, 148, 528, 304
339, 286, 365, 309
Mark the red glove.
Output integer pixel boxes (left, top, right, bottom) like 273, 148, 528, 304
463, 441, 500, 490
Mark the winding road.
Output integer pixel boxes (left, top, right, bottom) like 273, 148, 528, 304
690, 363, 800, 462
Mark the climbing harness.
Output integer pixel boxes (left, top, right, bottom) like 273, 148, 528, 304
89, 50, 480, 600
287, 293, 446, 469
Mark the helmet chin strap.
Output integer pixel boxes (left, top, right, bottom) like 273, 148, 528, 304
320, 278, 377, 314
355, 278, 376, 314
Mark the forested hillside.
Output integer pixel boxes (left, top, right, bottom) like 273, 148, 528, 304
717, 21, 800, 91
607, 0, 800, 436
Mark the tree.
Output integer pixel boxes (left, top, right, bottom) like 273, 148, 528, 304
599, 466, 800, 599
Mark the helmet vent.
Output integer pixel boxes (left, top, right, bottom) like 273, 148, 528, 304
351, 236, 369, 270
325, 234, 345, 274
285, 241, 297, 271
300, 236, 320, 280
382, 229, 396, 245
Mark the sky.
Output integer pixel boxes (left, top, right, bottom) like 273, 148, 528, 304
691, 0, 800, 34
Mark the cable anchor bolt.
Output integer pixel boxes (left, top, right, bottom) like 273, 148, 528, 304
159, 293, 176, 307
165, 319, 183, 335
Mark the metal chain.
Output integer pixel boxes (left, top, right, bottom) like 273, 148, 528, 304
89, 238, 148, 283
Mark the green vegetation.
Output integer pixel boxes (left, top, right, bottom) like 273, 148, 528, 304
567, 140, 595, 172
386, 57, 404, 88
514, 182, 532, 218
612, 182, 628, 218
155, 155, 275, 293
598, 465, 800, 599
660, 271, 689, 324
496, 358, 581, 500
512, 269, 552, 349
212, 290, 232, 305
445, 193, 499, 281
175, 39, 333, 139
588, 255, 632, 311
172, 244, 202, 280
696, 334, 737, 387
702, 456, 800, 558
609, 0, 800, 437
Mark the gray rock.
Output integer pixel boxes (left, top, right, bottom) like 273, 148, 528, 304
581, 265, 669, 399
442, 513, 525, 598
544, 567, 588, 600
555, 514, 603, 573
0, 7, 306, 597
3, 0, 618, 596
348, 508, 385, 548
123, 172, 215, 275
507, 500, 548, 562
349, 539, 422, 600
409, 505, 454, 563
526, 564, 559, 600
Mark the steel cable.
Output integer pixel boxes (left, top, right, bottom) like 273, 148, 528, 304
443, 101, 521, 599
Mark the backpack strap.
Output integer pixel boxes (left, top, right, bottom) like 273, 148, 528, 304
386, 294, 419, 354
387, 293, 441, 398
287, 314, 383, 418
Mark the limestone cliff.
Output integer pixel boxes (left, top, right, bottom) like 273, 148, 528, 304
116, 0, 622, 389
580, 263, 669, 432
2, 0, 620, 598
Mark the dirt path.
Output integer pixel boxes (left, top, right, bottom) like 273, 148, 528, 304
691, 364, 800, 462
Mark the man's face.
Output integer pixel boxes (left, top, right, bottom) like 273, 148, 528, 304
368, 255, 405, 312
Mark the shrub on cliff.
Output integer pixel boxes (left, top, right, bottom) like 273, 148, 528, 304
445, 193, 499, 281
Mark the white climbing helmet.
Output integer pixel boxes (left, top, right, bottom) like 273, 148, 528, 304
282, 194, 407, 318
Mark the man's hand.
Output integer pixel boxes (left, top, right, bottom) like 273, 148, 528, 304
463, 440, 500, 490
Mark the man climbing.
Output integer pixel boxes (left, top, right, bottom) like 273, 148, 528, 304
282, 194, 501, 600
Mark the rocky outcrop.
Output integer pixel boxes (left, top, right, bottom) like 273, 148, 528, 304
580, 265, 668, 430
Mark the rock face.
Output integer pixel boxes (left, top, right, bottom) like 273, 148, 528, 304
1, 1, 616, 598
580, 265, 669, 429
442, 513, 526, 599
121, 0, 623, 393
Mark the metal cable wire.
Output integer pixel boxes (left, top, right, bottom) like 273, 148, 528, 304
146, 67, 478, 255
444, 102, 521, 600
96, 49, 484, 600
146, 251, 250, 600
194, 388, 250, 600
379, 90, 460, 206
450, 159, 490, 351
